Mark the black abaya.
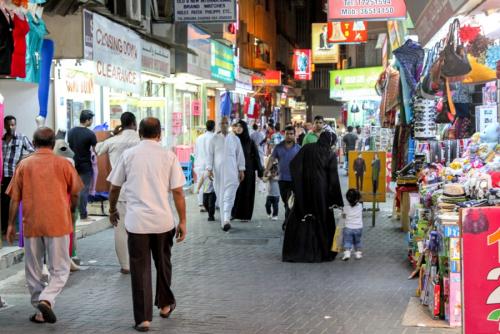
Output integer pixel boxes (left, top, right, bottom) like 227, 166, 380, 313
231, 121, 263, 221
282, 132, 344, 263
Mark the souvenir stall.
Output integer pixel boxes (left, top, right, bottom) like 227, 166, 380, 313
377, 11, 500, 328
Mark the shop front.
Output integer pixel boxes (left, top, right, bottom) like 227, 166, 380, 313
378, 5, 500, 331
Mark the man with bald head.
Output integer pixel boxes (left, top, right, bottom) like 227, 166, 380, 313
107, 117, 187, 331
206, 116, 245, 231
6, 127, 83, 324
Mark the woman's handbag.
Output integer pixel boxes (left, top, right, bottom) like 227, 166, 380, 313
441, 19, 472, 80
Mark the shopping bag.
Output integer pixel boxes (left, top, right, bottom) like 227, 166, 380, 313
331, 207, 344, 252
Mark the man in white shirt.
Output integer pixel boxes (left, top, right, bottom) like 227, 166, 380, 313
107, 117, 187, 332
194, 120, 216, 211
207, 116, 245, 232
96, 112, 140, 274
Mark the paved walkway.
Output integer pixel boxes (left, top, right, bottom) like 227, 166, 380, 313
0, 176, 459, 333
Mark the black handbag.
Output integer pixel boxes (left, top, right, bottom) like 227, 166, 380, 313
441, 19, 472, 79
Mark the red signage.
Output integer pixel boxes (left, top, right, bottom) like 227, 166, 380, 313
252, 70, 282, 86
328, 21, 368, 44
462, 207, 500, 334
328, 0, 407, 21
293, 49, 312, 81
191, 100, 202, 116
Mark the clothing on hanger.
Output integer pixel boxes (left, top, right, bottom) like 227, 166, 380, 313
10, 13, 29, 78
20, 11, 47, 83
0, 7, 14, 75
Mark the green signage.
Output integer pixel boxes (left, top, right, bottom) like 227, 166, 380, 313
211, 41, 235, 84
330, 66, 383, 100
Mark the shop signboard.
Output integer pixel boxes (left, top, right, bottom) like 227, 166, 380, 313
141, 40, 171, 76
330, 66, 383, 100
347, 151, 386, 202
475, 105, 498, 132
210, 41, 235, 84
293, 49, 312, 81
462, 207, 500, 334
187, 24, 212, 80
83, 10, 142, 94
327, 21, 368, 44
327, 0, 407, 21
311, 23, 339, 64
236, 70, 253, 92
174, 0, 237, 23
252, 70, 281, 87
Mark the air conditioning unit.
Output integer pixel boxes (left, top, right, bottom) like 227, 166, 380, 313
126, 0, 142, 22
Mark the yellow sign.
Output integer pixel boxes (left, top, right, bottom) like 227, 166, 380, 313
348, 151, 386, 202
311, 23, 339, 64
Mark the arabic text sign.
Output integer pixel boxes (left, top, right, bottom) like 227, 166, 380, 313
174, 0, 237, 23
211, 41, 235, 84
141, 40, 171, 76
328, 0, 407, 21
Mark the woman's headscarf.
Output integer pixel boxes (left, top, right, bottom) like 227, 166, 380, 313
236, 120, 251, 144
317, 131, 337, 149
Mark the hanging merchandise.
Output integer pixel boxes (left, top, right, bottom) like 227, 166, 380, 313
0, 93, 3, 182
441, 19, 472, 82
485, 44, 500, 70
220, 92, 232, 117
10, 12, 29, 78
0, 6, 14, 75
393, 39, 425, 123
22, 11, 47, 83
37, 38, 53, 123
411, 96, 437, 140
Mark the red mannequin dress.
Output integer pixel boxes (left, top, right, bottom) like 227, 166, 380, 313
10, 14, 29, 78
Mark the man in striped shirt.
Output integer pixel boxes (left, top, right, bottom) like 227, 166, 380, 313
2, 115, 34, 235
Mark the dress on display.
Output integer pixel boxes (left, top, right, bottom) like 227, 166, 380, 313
10, 14, 29, 78
282, 132, 344, 263
0, 9, 14, 75
22, 12, 47, 83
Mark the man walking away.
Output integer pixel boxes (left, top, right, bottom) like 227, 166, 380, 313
67, 110, 97, 220
194, 120, 216, 212
302, 116, 324, 145
96, 112, 140, 274
2, 115, 34, 235
342, 126, 358, 174
206, 117, 245, 232
6, 127, 83, 324
107, 118, 187, 332
266, 126, 300, 230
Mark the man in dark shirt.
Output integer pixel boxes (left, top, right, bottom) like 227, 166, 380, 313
265, 126, 301, 230
68, 110, 97, 220
353, 153, 366, 191
2, 115, 35, 234
342, 126, 358, 174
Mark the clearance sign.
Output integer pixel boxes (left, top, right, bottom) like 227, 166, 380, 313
328, 0, 407, 21
83, 10, 142, 94
293, 49, 312, 81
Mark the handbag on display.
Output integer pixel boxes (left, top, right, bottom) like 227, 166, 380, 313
441, 19, 472, 81
435, 79, 456, 124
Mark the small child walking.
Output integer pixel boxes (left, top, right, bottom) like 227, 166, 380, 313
342, 188, 363, 261
197, 171, 216, 221
264, 163, 280, 221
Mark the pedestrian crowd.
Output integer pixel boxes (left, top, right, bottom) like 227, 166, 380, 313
0, 110, 368, 332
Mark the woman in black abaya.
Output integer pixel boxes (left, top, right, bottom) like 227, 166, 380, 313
282, 131, 344, 262
231, 120, 263, 221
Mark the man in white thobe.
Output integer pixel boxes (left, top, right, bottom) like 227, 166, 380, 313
207, 117, 245, 231
96, 112, 140, 274
194, 120, 216, 211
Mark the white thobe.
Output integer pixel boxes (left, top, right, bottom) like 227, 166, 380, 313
206, 133, 245, 226
194, 131, 216, 205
